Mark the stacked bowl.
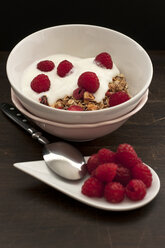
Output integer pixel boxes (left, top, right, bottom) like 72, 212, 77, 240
7, 25, 153, 141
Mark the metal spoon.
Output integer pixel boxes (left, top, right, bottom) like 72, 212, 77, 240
1, 103, 86, 180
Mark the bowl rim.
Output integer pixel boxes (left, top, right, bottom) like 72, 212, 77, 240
11, 88, 148, 128
7, 24, 153, 116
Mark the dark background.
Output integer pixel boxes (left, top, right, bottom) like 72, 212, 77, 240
0, 0, 164, 51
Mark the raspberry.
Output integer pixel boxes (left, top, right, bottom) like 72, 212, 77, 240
104, 182, 125, 203
73, 87, 85, 100
98, 148, 115, 163
115, 144, 140, 169
67, 105, 83, 111
39, 95, 49, 106
56, 106, 63, 109
109, 91, 130, 107
115, 166, 131, 186
81, 177, 104, 198
86, 154, 100, 174
117, 143, 136, 154
94, 52, 113, 69
131, 163, 152, 188
78, 72, 100, 93
126, 179, 146, 201
31, 74, 50, 93
57, 60, 73, 77
105, 90, 111, 97
37, 60, 55, 72
94, 163, 118, 183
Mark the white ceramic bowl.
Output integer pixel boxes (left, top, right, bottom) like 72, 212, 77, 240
7, 24, 153, 124
11, 89, 148, 142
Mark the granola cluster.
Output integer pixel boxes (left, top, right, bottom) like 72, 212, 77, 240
39, 74, 129, 111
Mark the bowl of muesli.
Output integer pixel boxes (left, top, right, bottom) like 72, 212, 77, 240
7, 24, 153, 124
11, 89, 148, 141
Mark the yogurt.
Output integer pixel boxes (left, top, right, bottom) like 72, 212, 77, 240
21, 54, 120, 105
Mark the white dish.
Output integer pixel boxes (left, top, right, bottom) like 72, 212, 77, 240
14, 157, 160, 211
7, 24, 153, 124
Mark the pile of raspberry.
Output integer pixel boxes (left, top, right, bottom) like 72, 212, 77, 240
81, 144, 152, 203
30, 52, 130, 110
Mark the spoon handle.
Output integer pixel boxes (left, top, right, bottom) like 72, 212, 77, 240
1, 103, 49, 145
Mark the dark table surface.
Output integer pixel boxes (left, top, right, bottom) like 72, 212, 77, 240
0, 51, 165, 248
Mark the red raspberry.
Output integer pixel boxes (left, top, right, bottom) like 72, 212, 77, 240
86, 154, 100, 174
131, 163, 152, 188
109, 91, 130, 107
115, 166, 131, 186
98, 148, 115, 163
67, 105, 83, 111
115, 144, 140, 169
37, 60, 55, 72
94, 163, 118, 183
73, 87, 85, 100
81, 177, 104, 198
56, 106, 63, 109
94, 52, 113, 69
57, 60, 73, 77
105, 90, 111, 97
39, 95, 49, 106
117, 143, 136, 154
104, 182, 125, 203
126, 179, 146, 201
31, 74, 50, 93
78, 72, 100, 93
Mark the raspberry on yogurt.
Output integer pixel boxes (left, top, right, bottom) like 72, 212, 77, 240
57, 60, 73, 77
37, 60, 55, 72
94, 52, 113, 69
77, 71, 100, 93
31, 74, 50, 93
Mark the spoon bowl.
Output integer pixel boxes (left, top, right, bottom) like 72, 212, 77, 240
43, 142, 86, 180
